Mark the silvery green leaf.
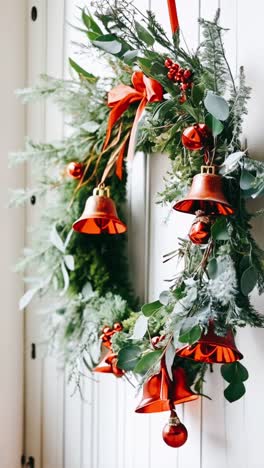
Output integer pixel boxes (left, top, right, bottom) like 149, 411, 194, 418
64, 229, 73, 250
82, 282, 93, 298
204, 91, 229, 121
64, 255, 75, 271
165, 343, 175, 380
19, 287, 39, 310
131, 315, 148, 340
50, 225, 65, 253
219, 152, 245, 175
159, 290, 170, 305
60, 260, 69, 296
81, 121, 100, 133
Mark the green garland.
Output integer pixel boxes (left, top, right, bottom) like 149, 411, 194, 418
12, 3, 264, 404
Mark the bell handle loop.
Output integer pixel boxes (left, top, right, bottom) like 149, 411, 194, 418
93, 183, 111, 198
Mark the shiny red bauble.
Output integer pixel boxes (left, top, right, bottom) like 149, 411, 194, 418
182, 124, 211, 151
162, 422, 188, 448
189, 212, 211, 244
67, 161, 84, 179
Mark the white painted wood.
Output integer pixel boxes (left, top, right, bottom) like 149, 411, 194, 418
0, 1, 26, 467
24, 1, 264, 467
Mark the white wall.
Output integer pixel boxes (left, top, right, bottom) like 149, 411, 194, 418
24, 1, 264, 468
0, 1, 26, 467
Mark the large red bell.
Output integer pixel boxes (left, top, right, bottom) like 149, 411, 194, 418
72, 184, 127, 234
93, 348, 124, 377
135, 359, 198, 413
176, 322, 243, 364
173, 166, 234, 216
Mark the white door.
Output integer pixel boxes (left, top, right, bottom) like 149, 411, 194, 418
24, 1, 264, 468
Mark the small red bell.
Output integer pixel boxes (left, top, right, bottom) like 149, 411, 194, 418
182, 124, 211, 151
176, 322, 243, 364
189, 210, 212, 244
93, 347, 124, 377
135, 360, 198, 413
174, 166, 234, 216
162, 410, 188, 448
67, 161, 84, 179
72, 184, 127, 235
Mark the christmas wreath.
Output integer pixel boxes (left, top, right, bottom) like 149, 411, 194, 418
12, 0, 264, 448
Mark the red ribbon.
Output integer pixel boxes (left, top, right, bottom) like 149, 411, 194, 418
103, 71, 163, 163
100, 323, 123, 349
167, 0, 179, 34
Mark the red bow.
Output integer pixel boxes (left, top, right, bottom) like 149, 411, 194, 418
103, 71, 163, 167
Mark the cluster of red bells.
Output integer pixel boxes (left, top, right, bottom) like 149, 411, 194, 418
94, 321, 243, 448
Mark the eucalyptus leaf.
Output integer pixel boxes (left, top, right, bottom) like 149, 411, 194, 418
207, 257, 218, 279
205, 114, 224, 137
179, 319, 201, 344
82, 10, 102, 34
131, 315, 148, 340
219, 151, 245, 175
134, 350, 162, 374
81, 121, 100, 133
240, 169, 256, 190
50, 225, 65, 253
93, 35, 122, 55
221, 362, 249, 384
240, 266, 258, 296
82, 282, 93, 299
165, 343, 175, 380
224, 382, 246, 403
64, 255, 75, 271
122, 50, 139, 64
135, 21, 154, 46
159, 291, 170, 306
19, 287, 39, 310
142, 300, 162, 317
211, 218, 230, 241
69, 59, 98, 82
117, 344, 141, 371
60, 260, 70, 296
204, 91, 229, 121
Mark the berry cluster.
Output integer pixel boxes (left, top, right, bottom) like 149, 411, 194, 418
164, 58, 193, 99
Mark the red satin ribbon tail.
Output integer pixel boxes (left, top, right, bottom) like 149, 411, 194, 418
115, 138, 128, 180
167, 0, 179, 34
103, 94, 141, 150
127, 97, 147, 161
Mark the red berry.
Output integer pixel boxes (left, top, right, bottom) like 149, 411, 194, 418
167, 70, 176, 80
179, 93, 187, 104
181, 83, 191, 91
183, 69, 192, 80
164, 58, 173, 68
171, 63, 179, 72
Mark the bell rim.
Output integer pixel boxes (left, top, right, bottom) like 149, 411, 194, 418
176, 343, 243, 363
72, 215, 127, 234
173, 197, 234, 215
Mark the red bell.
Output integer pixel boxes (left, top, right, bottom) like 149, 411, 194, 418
93, 348, 124, 377
135, 360, 198, 413
176, 322, 243, 364
188, 210, 211, 244
72, 184, 127, 235
173, 166, 234, 216
182, 124, 211, 151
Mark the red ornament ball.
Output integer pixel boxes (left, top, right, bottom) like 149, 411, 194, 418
182, 124, 211, 151
162, 422, 188, 448
67, 162, 84, 179
189, 214, 211, 245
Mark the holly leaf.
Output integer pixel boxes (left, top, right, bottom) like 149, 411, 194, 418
240, 266, 258, 296
191, 84, 205, 106
211, 218, 230, 241
131, 315, 148, 340
221, 362, 249, 384
205, 114, 224, 137
82, 10, 102, 34
224, 382, 246, 403
134, 350, 163, 374
204, 91, 229, 121
117, 344, 141, 371
135, 21, 154, 46
141, 300, 162, 317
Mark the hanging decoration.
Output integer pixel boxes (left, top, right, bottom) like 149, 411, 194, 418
11, 0, 264, 449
